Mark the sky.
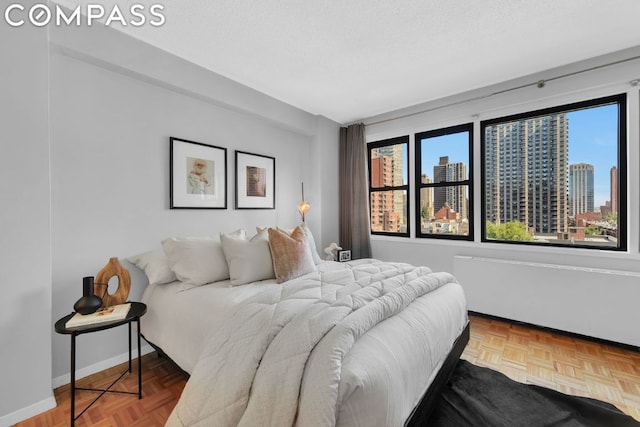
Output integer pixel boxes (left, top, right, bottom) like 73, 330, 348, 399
416, 102, 619, 208
566, 104, 618, 207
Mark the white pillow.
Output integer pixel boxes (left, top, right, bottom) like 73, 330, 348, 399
127, 250, 176, 285
220, 228, 275, 286
299, 223, 322, 265
162, 230, 245, 289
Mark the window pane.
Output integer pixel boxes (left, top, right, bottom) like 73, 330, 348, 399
370, 143, 408, 188
419, 132, 469, 182
419, 185, 470, 236
415, 124, 473, 240
370, 190, 407, 234
483, 98, 622, 249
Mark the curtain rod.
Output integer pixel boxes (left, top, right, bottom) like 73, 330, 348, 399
365, 53, 640, 127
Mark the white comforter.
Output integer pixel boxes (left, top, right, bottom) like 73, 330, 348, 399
165, 259, 458, 427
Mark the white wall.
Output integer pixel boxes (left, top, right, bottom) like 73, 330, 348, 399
47, 23, 341, 380
314, 115, 342, 250
0, 5, 56, 425
1, 20, 340, 424
363, 47, 640, 347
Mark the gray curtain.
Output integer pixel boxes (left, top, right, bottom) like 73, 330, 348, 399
339, 123, 372, 259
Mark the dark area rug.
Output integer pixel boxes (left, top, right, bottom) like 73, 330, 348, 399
429, 360, 640, 427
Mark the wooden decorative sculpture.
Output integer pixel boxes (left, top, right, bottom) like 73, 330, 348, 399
94, 257, 131, 307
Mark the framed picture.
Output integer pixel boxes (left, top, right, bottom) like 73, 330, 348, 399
338, 249, 352, 262
170, 137, 227, 209
235, 151, 275, 209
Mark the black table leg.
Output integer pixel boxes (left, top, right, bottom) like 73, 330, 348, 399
128, 321, 132, 373
70, 332, 76, 427
137, 317, 142, 399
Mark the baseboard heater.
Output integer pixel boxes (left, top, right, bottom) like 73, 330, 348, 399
452, 255, 640, 347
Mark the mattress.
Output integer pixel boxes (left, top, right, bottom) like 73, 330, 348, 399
141, 260, 467, 426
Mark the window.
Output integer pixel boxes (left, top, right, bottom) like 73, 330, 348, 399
368, 136, 409, 236
415, 124, 473, 239
481, 94, 626, 250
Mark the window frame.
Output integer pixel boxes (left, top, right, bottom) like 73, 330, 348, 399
367, 135, 410, 237
414, 123, 474, 241
480, 93, 627, 251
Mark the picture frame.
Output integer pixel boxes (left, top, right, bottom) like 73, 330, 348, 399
170, 137, 227, 209
338, 249, 352, 262
235, 150, 275, 209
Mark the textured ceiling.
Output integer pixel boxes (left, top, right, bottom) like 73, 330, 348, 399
55, 0, 640, 123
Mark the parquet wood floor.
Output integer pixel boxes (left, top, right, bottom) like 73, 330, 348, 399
15, 353, 188, 427
462, 314, 640, 422
15, 314, 640, 426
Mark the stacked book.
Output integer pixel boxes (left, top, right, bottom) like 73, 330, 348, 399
65, 303, 131, 328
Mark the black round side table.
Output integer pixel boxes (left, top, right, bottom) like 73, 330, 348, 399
55, 301, 147, 426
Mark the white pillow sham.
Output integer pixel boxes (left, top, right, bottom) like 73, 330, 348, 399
127, 249, 176, 286
299, 222, 322, 265
162, 229, 244, 289
220, 228, 275, 286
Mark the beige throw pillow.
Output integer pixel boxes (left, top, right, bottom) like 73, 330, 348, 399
268, 226, 316, 283
267, 223, 322, 265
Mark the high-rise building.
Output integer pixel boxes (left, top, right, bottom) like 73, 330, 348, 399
433, 156, 448, 213
370, 152, 401, 232
375, 145, 405, 217
433, 156, 449, 212
610, 166, 618, 215
370, 155, 394, 231
420, 174, 433, 219
569, 163, 594, 216
446, 162, 467, 219
433, 156, 467, 218
375, 145, 404, 186
484, 114, 569, 234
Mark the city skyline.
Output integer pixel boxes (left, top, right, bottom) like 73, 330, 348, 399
419, 103, 618, 209
372, 101, 618, 237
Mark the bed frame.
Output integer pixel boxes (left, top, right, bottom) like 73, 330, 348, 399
406, 321, 470, 425
144, 321, 470, 426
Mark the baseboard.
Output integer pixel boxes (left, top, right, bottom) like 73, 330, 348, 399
4, 344, 156, 425
469, 311, 640, 353
0, 395, 56, 427
52, 343, 155, 388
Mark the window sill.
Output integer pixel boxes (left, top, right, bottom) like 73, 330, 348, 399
370, 233, 640, 261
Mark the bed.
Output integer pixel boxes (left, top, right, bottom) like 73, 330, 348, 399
130, 226, 469, 427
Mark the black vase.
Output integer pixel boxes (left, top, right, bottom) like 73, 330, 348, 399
73, 276, 102, 315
